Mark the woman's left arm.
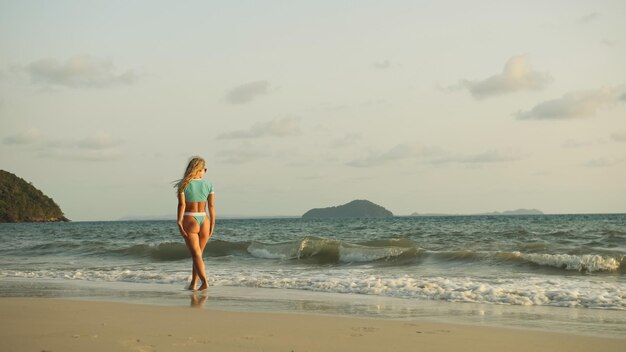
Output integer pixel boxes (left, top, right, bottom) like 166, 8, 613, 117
207, 193, 215, 236
177, 192, 188, 238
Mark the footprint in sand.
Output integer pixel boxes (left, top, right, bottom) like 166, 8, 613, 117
121, 338, 156, 352
350, 326, 379, 337
416, 329, 452, 334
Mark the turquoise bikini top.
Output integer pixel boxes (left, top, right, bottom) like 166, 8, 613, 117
183, 179, 214, 202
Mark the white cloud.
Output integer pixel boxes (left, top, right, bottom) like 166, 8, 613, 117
430, 150, 523, 165
461, 55, 551, 99
76, 133, 122, 149
372, 60, 392, 69
3, 129, 123, 162
332, 133, 362, 148
347, 142, 441, 167
347, 144, 522, 168
217, 144, 269, 164
218, 117, 300, 139
562, 138, 605, 148
37, 148, 123, 162
601, 39, 616, 47
611, 132, 626, 142
224, 80, 270, 104
584, 158, 618, 168
516, 87, 621, 120
24, 55, 138, 88
578, 12, 600, 24
2, 128, 44, 145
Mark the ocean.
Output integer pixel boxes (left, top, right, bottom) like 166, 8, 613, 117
1, 214, 624, 336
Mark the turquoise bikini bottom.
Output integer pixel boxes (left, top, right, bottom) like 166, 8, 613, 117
184, 212, 206, 226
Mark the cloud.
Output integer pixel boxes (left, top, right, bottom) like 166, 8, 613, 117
36, 148, 123, 162
372, 60, 392, 69
2, 128, 44, 145
578, 12, 600, 24
332, 133, 362, 148
225, 80, 270, 104
347, 144, 522, 168
430, 150, 523, 165
347, 143, 441, 167
611, 132, 626, 142
562, 138, 604, 148
602, 39, 616, 47
515, 87, 622, 120
217, 144, 269, 164
584, 158, 618, 168
460, 55, 551, 99
218, 117, 300, 139
76, 133, 122, 149
2, 129, 123, 162
24, 55, 138, 88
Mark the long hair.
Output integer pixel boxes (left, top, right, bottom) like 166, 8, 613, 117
175, 156, 205, 194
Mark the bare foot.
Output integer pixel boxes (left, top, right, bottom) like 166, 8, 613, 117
198, 282, 209, 291
186, 282, 197, 290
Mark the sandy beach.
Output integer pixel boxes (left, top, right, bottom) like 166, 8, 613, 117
1, 297, 623, 352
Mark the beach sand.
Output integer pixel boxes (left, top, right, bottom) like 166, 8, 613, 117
0, 297, 623, 352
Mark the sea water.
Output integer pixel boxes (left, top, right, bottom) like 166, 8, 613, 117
1, 214, 624, 336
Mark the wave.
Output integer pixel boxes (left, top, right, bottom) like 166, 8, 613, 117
118, 243, 190, 261
113, 240, 251, 262
9, 236, 625, 272
245, 237, 623, 272
508, 252, 624, 273
247, 237, 421, 264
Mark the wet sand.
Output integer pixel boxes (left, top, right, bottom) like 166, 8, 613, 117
0, 297, 623, 352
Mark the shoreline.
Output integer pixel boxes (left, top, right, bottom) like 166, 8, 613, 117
1, 297, 623, 352
1, 278, 625, 339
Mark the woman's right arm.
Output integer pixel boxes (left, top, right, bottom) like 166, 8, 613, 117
177, 192, 188, 238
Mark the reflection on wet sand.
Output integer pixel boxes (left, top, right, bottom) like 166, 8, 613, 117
190, 292, 208, 308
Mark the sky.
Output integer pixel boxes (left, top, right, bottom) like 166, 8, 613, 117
1, 1, 625, 221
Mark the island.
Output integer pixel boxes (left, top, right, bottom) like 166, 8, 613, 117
477, 209, 544, 216
302, 200, 394, 219
0, 170, 69, 223
410, 208, 544, 217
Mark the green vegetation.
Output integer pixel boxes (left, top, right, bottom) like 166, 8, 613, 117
302, 200, 393, 219
0, 170, 69, 223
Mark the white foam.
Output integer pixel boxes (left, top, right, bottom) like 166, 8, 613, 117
515, 252, 622, 272
205, 269, 626, 310
2, 267, 624, 310
247, 242, 298, 259
0, 269, 190, 284
338, 244, 410, 263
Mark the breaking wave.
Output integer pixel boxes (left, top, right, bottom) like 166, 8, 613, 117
13, 236, 624, 272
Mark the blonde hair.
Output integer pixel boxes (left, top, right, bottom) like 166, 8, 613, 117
175, 156, 206, 194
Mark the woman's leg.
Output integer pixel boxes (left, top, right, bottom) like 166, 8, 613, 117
183, 232, 208, 290
190, 216, 212, 288
182, 216, 207, 290
196, 216, 212, 289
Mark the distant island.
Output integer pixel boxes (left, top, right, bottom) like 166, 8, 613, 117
302, 200, 394, 219
0, 170, 69, 223
410, 208, 544, 217
477, 209, 544, 216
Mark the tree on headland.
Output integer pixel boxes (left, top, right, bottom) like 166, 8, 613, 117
0, 170, 69, 223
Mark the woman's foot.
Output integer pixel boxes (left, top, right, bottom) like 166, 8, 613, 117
186, 282, 197, 290
198, 282, 209, 291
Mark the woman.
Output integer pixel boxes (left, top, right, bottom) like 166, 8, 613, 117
175, 157, 215, 290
